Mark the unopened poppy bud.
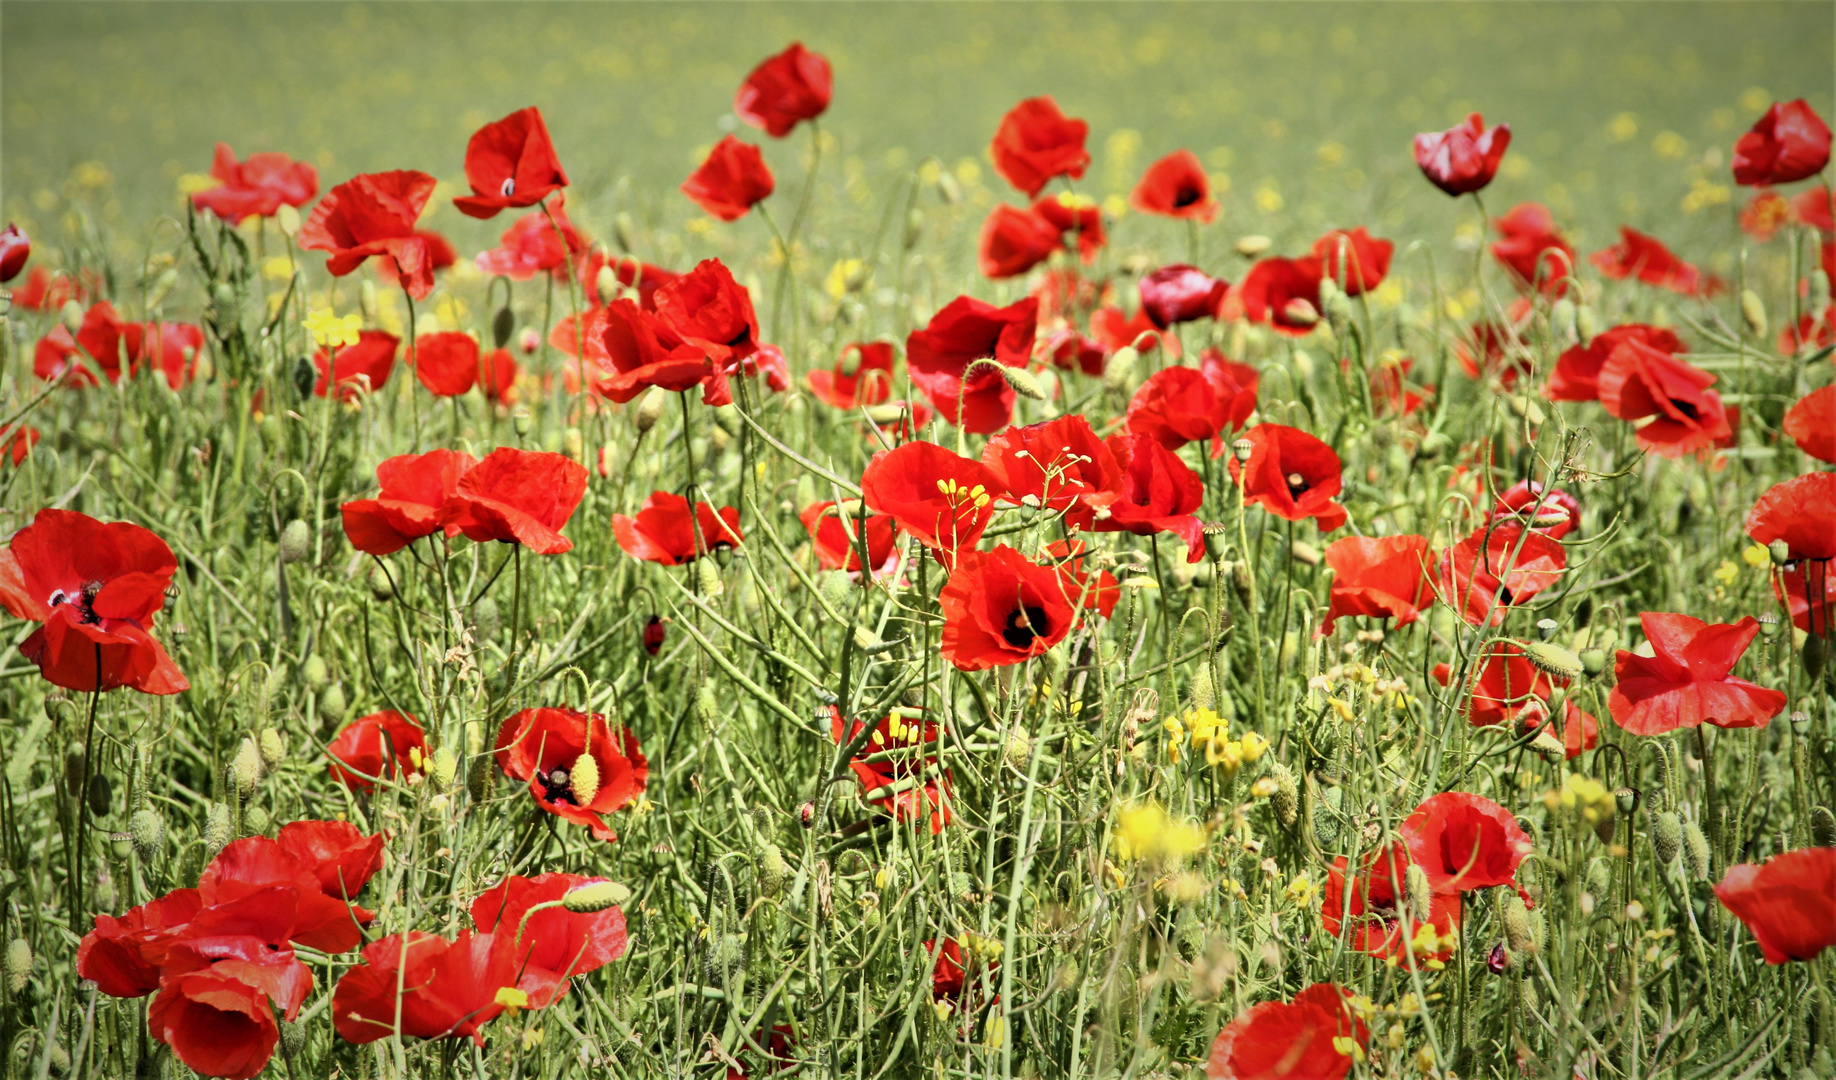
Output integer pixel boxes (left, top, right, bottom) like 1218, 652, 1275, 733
1311, 786, 1343, 847
1681, 822, 1711, 881
756, 842, 790, 898
359, 279, 378, 323
1268, 762, 1299, 827
1102, 346, 1138, 390
367, 562, 396, 601
1230, 560, 1255, 605
1004, 727, 1034, 771
85, 770, 111, 818
1523, 641, 1584, 680
129, 807, 165, 862
63, 744, 87, 799
1575, 304, 1598, 344
697, 557, 725, 599
633, 387, 668, 434
1811, 269, 1832, 315
257, 728, 286, 770
1281, 298, 1320, 327
228, 738, 263, 798
569, 751, 600, 807
48, 1045, 70, 1076
1235, 235, 1272, 258
1001, 364, 1047, 401
430, 746, 458, 791
204, 802, 234, 856
279, 1017, 306, 1060
711, 404, 742, 437
1650, 811, 1681, 864
936, 170, 963, 205
320, 683, 348, 724
695, 682, 720, 726
1592, 806, 1617, 846
1804, 633, 1827, 681
1189, 664, 1215, 712
276, 204, 301, 238
595, 264, 620, 307
1404, 863, 1433, 923
485, 306, 513, 351
1738, 289, 1768, 337
466, 749, 494, 802
60, 298, 85, 334
798, 800, 816, 828
837, 347, 864, 378
244, 804, 271, 836
1529, 726, 1566, 762
302, 654, 329, 691
472, 596, 501, 643
1550, 297, 1577, 340
819, 569, 851, 610
562, 880, 629, 913
5, 938, 32, 995
1811, 806, 1836, 847
563, 426, 584, 461
277, 519, 311, 565
1231, 437, 1254, 464
1579, 647, 1607, 678
904, 207, 924, 250
147, 267, 180, 310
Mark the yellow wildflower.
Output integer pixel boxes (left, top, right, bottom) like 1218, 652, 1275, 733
303, 308, 362, 349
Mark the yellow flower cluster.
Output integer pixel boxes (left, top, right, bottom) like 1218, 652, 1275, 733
1165, 708, 1269, 772
1542, 772, 1615, 827
1112, 802, 1207, 864
303, 307, 362, 349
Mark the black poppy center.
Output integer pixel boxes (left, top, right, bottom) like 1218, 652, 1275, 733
49, 581, 104, 625
1002, 604, 1051, 649
540, 766, 578, 805
1174, 185, 1203, 208
1671, 398, 1700, 421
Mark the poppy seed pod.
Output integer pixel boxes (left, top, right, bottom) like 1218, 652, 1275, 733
1681, 822, 1711, 881
1650, 811, 1681, 864
203, 801, 234, 856
562, 880, 629, 913
4, 938, 31, 995
277, 519, 311, 564
228, 737, 263, 798
1102, 346, 1138, 391
1811, 806, 1836, 847
1770, 539, 1793, 566
512, 407, 534, 437
320, 682, 348, 724
129, 807, 165, 861
110, 831, 133, 859
1615, 787, 1639, 816
1231, 437, 1254, 464
634, 386, 668, 434
1536, 618, 1560, 641
1739, 290, 1768, 337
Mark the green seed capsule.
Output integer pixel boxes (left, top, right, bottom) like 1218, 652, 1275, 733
277, 519, 311, 565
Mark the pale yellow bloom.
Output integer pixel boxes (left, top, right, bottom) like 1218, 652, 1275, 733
303, 308, 362, 349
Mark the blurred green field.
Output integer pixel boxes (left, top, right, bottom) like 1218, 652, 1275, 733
3, 1, 1831, 281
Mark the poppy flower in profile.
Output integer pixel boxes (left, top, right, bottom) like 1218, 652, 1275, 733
1732, 100, 1832, 186
1320, 843, 1462, 969
10, 265, 96, 311
1311, 228, 1393, 296
1093, 433, 1207, 562
479, 348, 518, 405
809, 341, 897, 409
76, 889, 205, 998
832, 707, 954, 832
34, 301, 130, 386
1590, 227, 1709, 295
904, 295, 1038, 433
196, 837, 373, 953
1491, 203, 1575, 295
0, 223, 29, 283
276, 820, 386, 902
860, 441, 1004, 563
312, 329, 398, 401
981, 414, 1121, 526
613, 491, 744, 565
1228, 423, 1348, 532
191, 143, 318, 227
735, 42, 833, 137
1783, 385, 1836, 463
1609, 613, 1786, 735
1230, 256, 1325, 335
475, 199, 587, 280
409, 331, 484, 397
585, 256, 679, 312
300, 170, 439, 299
801, 501, 900, 575
1597, 339, 1731, 458
1131, 150, 1217, 222
1714, 848, 1836, 964
1033, 193, 1105, 262
1140, 264, 1229, 329
127, 321, 208, 390
928, 938, 997, 1004
148, 970, 281, 1080
1490, 479, 1580, 540
1794, 186, 1836, 232
1090, 303, 1177, 359
1207, 982, 1369, 1080
574, 299, 715, 404
1544, 323, 1683, 403
378, 229, 457, 286
990, 96, 1090, 198
453, 107, 568, 219
326, 710, 427, 791
1402, 792, 1532, 892
654, 258, 761, 370
1414, 112, 1511, 196
1319, 535, 1434, 637
642, 615, 667, 656
471, 873, 629, 1006
683, 136, 775, 221
1042, 330, 1108, 377
341, 448, 474, 556
939, 545, 1078, 671
332, 930, 514, 1045
0, 508, 187, 695
1, 425, 40, 467
1125, 361, 1256, 456
442, 447, 589, 555
494, 707, 649, 842
978, 203, 1062, 279
1435, 523, 1564, 626
1780, 310, 1836, 355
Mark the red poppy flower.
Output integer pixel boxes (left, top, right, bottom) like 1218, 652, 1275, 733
642, 614, 668, 656
683, 136, 775, 221
860, 441, 1004, 562
1042, 330, 1107, 377
981, 414, 1121, 527
1455, 318, 1536, 388
1090, 304, 1178, 359
1321, 844, 1462, 968
1597, 339, 1731, 458
313, 329, 398, 401
990, 96, 1089, 198
1714, 848, 1836, 964
408, 331, 483, 397
1311, 228, 1393, 296
1490, 479, 1580, 539
1228, 423, 1348, 532
453, 107, 568, 219
125, 321, 207, 390
978, 203, 1062, 279
570, 300, 711, 404
471, 873, 629, 1006
441, 447, 589, 555
832, 707, 953, 832
1033, 194, 1105, 262
800, 501, 899, 575
1590, 227, 1708, 295
1045, 538, 1120, 618
1783, 385, 1836, 463
333, 930, 514, 1045
327, 710, 427, 791
1732, 100, 1832, 186
939, 545, 1078, 671
1739, 190, 1796, 242
927, 938, 997, 1003
809, 341, 896, 408
1207, 983, 1369, 1080
582, 255, 679, 312
1545, 323, 1683, 403
1093, 433, 1207, 562
341, 449, 473, 556
10, 265, 97, 311
1793, 186, 1836, 232
493, 707, 649, 842
729, 1024, 798, 1079
1368, 354, 1430, 417
614, 491, 743, 565
276, 820, 385, 902
0, 223, 28, 283
148, 969, 281, 1080
1140, 264, 1229, 329
735, 42, 833, 137
1130, 150, 1216, 222
1414, 112, 1510, 196
1435, 523, 1564, 626
1402, 792, 1532, 892
77, 889, 205, 998
300, 171, 438, 299
196, 839, 371, 953
1229, 256, 1325, 335
1609, 613, 1786, 735
1432, 642, 1558, 728
0, 509, 187, 695
1125, 356, 1258, 455
1491, 203, 1575, 295
654, 258, 761, 371
1780, 311, 1836, 355
905, 295, 1038, 433
1, 425, 40, 467
33, 301, 128, 386
475, 200, 587, 280
1320, 535, 1434, 637
191, 143, 319, 225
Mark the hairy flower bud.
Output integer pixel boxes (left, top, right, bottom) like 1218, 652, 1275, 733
258, 728, 286, 770
1579, 647, 1608, 678
1681, 822, 1711, 881
87, 772, 112, 818
1102, 346, 1138, 391
569, 752, 601, 808
429, 747, 458, 791
466, 749, 493, 803
1001, 364, 1047, 401
1739, 289, 1768, 337
277, 519, 311, 565
634, 386, 668, 434
1405, 863, 1433, 924
756, 842, 790, 898
279, 1018, 307, 1060
1269, 762, 1299, 828
1503, 892, 1535, 954
129, 807, 166, 862
1524, 641, 1585, 680
4, 938, 32, 996
1811, 269, 1832, 316
302, 654, 329, 691
1189, 664, 1216, 712
491, 304, 514, 349
1804, 633, 1827, 682
1650, 811, 1681, 864
697, 558, 724, 599
1811, 806, 1836, 848
367, 562, 397, 601
227, 738, 263, 799
204, 802, 234, 857
562, 880, 630, 913
319, 683, 348, 725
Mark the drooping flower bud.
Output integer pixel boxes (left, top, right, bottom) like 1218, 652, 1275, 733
1681, 822, 1711, 881
129, 807, 166, 862
1235, 235, 1271, 258
1268, 762, 1299, 828
595, 264, 620, 307
757, 843, 790, 898
319, 683, 348, 725
204, 802, 234, 857
1811, 806, 1836, 848
302, 654, 329, 691
1524, 641, 1584, 680
1579, 648, 1608, 678
430, 747, 458, 791
1102, 346, 1138, 391
569, 752, 601, 808
258, 729, 286, 770
359, 279, 378, 324
1001, 364, 1047, 401
1189, 664, 1215, 712
1739, 289, 1768, 337
4, 938, 32, 996
562, 880, 629, 913
1404, 863, 1433, 924
697, 557, 725, 599
634, 387, 668, 434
